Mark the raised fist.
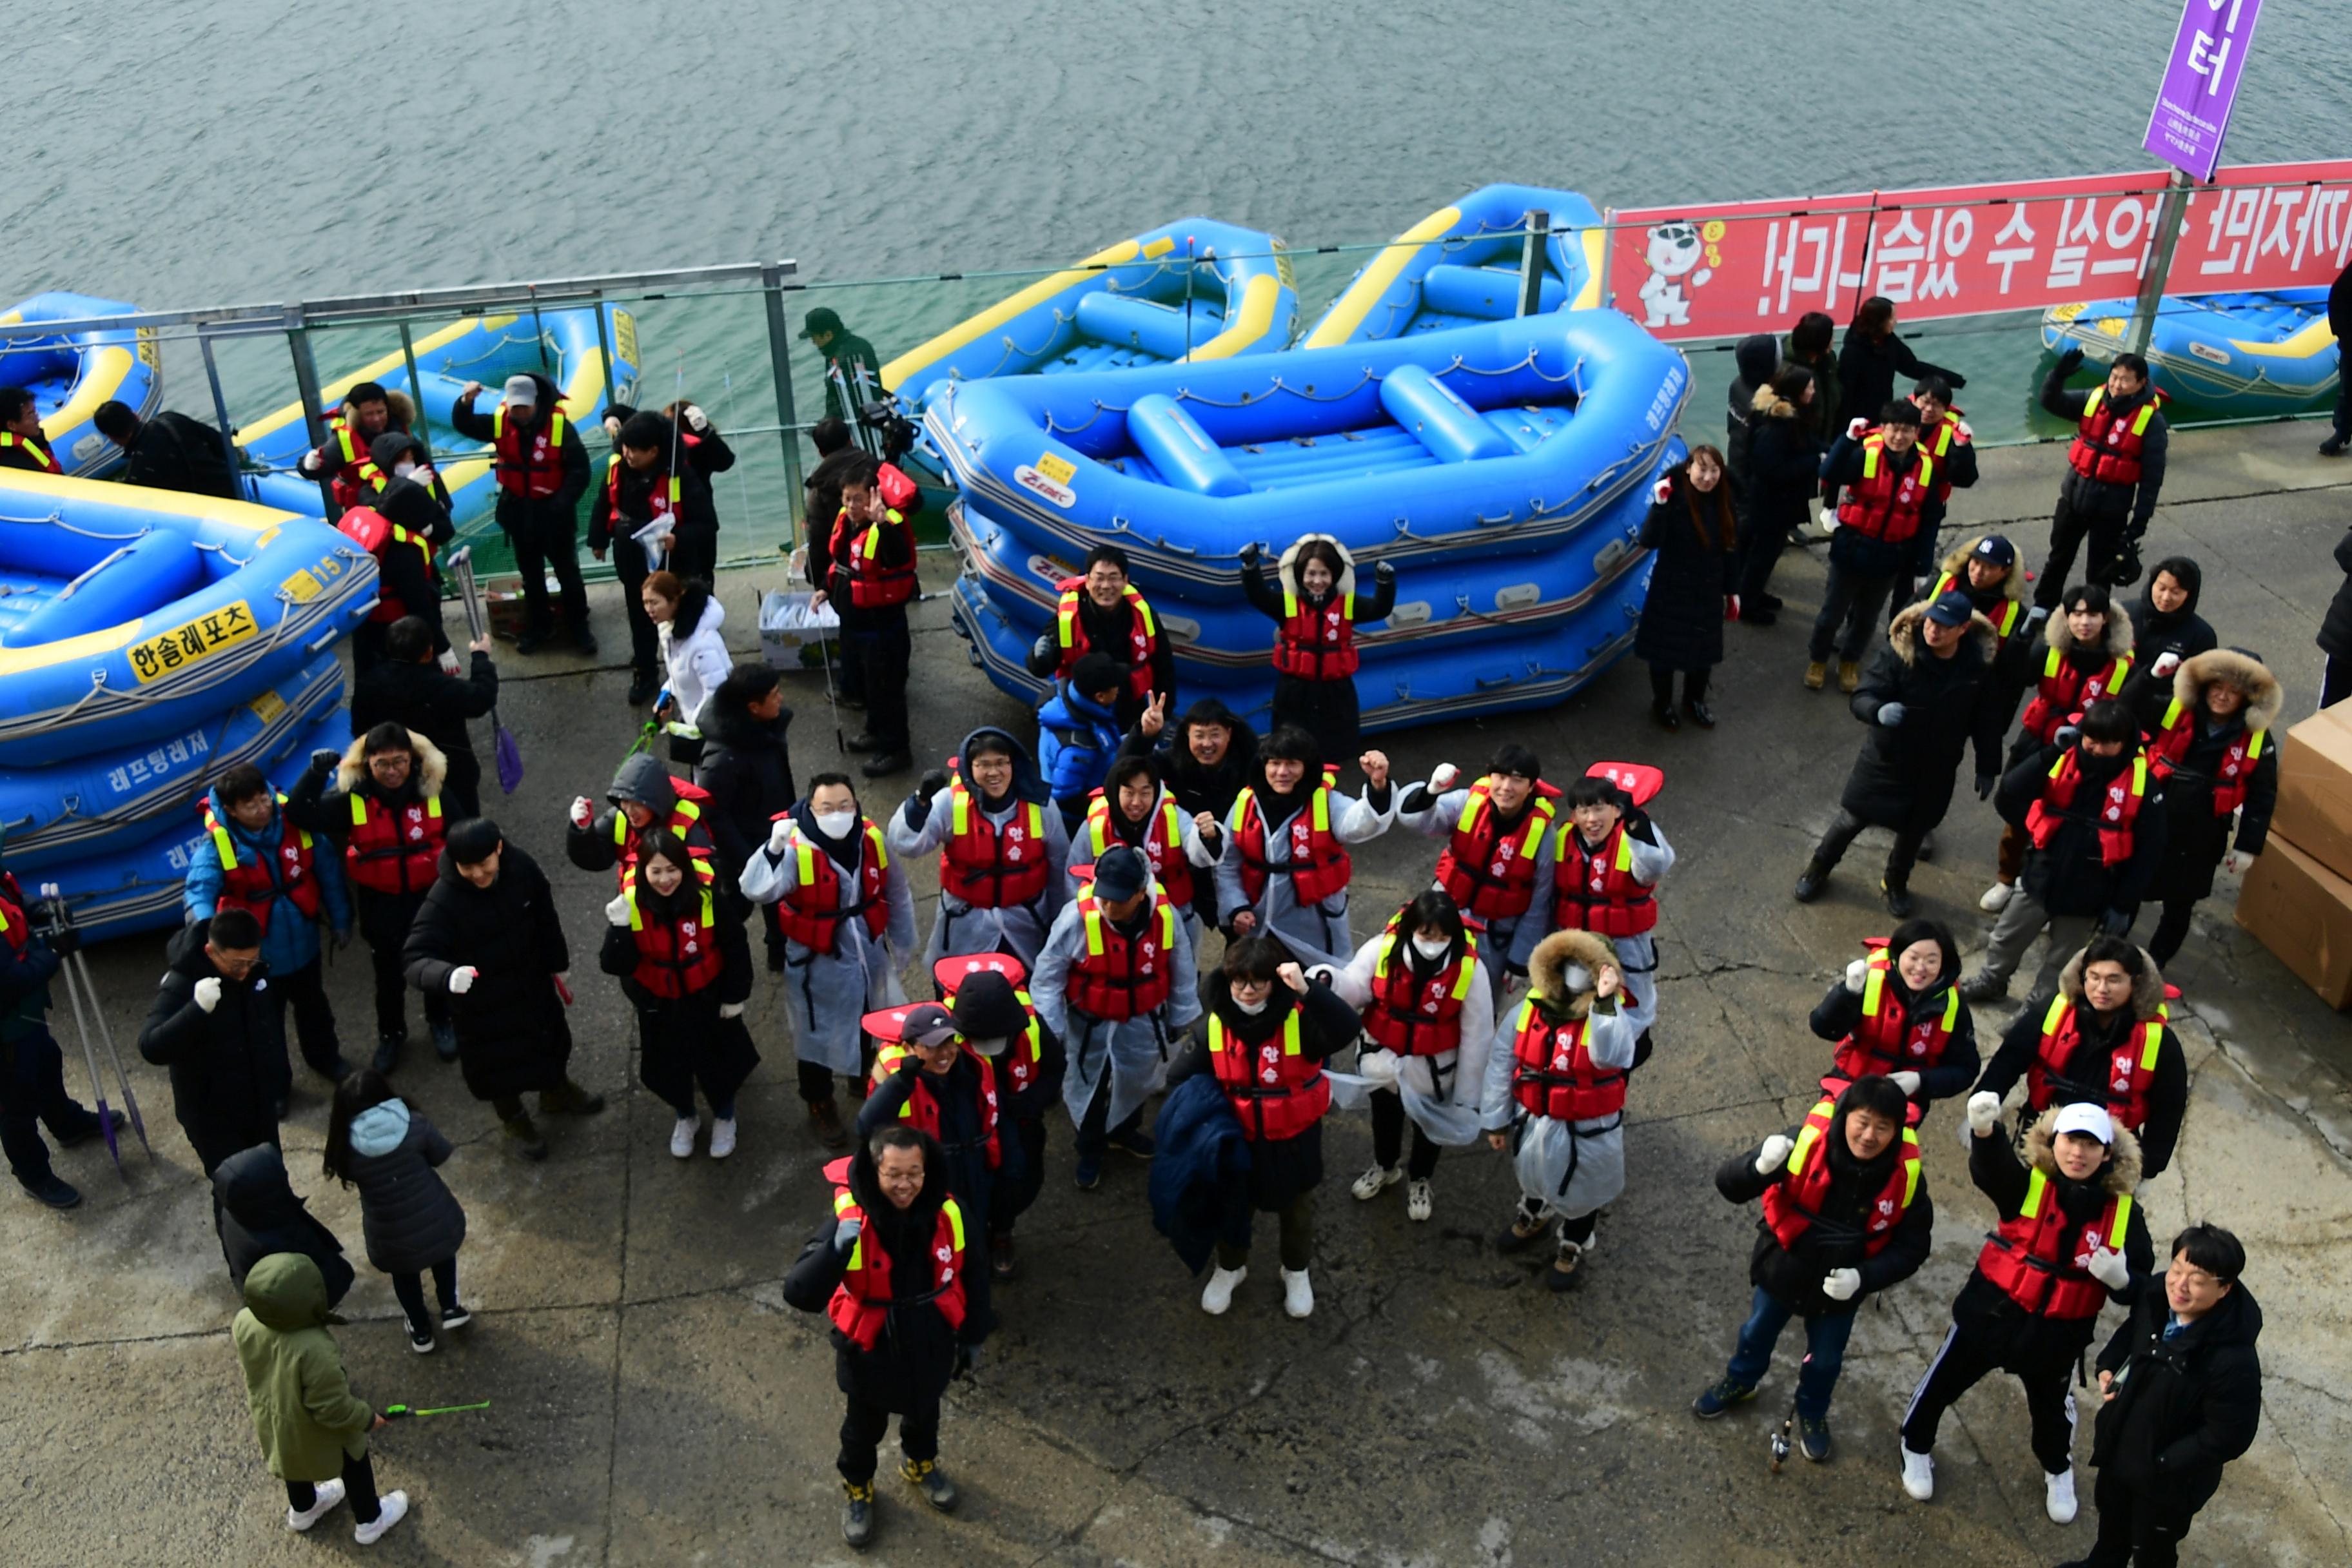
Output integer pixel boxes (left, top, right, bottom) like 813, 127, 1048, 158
1847, 417, 1870, 440
1755, 1133, 1794, 1175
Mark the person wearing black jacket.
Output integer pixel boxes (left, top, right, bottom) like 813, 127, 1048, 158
2037, 348, 2170, 609
93, 401, 240, 498
1835, 297, 1965, 429
1784, 313, 1843, 447
0, 386, 61, 474
1736, 366, 1827, 624
0, 888, 112, 1209
2322, 256, 2350, 456
2079, 1224, 2262, 1568
351, 616, 498, 821
1810, 400, 1934, 688
449, 373, 593, 654
212, 1141, 355, 1305
694, 664, 798, 957
2117, 558, 2217, 730
801, 416, 867, 705
1024, 544, 1176, 732
137, 910, 285, 1174
2318, 522, 2352, 709
1891, 377, 1980, 623
1807, 919, 1981, 1110
1723, 333, 1781, 502
818, 461, 918, 776
946, 965, 1064, 1279
2142, 650, 2280, 966
1239, 534, 1396, 760
593, 408, 724, 705
1114, 696, 1257, 826
1634, 447, 1738, 728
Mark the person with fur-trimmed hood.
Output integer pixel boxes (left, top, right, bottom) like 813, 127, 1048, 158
2141, 649, 2280, 967
889, 726, 1070, 972
1926, 534, 2032, 662
297, 382, 415, 511
1734, 364, 1829, 623
1896, 1098, 2151, 1524
1239, 533, 1396, 761
1480, 930, 1632, 1291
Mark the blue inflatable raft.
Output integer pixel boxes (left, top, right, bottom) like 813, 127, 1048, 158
2041, 288, 2338, 416
1302, 184, 1605, 348
1, 291, 164, 478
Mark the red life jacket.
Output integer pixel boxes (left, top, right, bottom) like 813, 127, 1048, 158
605, 453, 682, 533
1435, 778, 1559, 923
2019, 644, 2135, 742
828, 505, 917, 609
1930, 571, 2023, 649
1362, 928, 1482, 1057
2025, 750, 2150, 867
1271, 583, 1358, 680
0, 894, 33, 958
1507, 1003, 1627, 1122
1831, 942, 1961, 1083
2148, 699, 2267, 818
1759, 1094, 1922, 1259
1053, 578, 1160, 700
607, 781, 715, 888
1548, 821, 1658, 937
1977, 1167, 2134, 1320
770, 817, 892, 955
1834, 434, 1935, 544
489, 406, 569, 499
333, 505, 433, 623
203, 795, 323, 934
1208, 1005, 1330, 1141
2067, 386, 2162, 487
870, 1043, 1001, 1170
1077, 790, 1193, 906
937, 779, 1052, 908
0, 430, 62, 475
2026, 995, 2166, 1132
1063, 888, 1179, 1021
344, 787, 445, 896
821, 1159, 966, 1351
1231, 771, 1351, 907
1914, 407, 1968, 505
320, 415, 386, 510
623, 863, 726, 999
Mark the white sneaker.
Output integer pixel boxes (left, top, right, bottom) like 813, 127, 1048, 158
1406, 1179, 1433, 1222
1200, 1265, 1246, 1315
1349, 1164, 1401, 1201
287, 1477, 346, 1531
709, 1117, 738, 1159
1899, 1445, 1935, 1501
669, 1116, 698, 1159
1979, 880, 2015, 913
354, 1491, 409, 1546
1280, 1266, 1314, 1319
2045, 1465, 2078, 1524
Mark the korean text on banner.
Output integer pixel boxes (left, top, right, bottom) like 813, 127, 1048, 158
2171, 160, 2352, 291
2143, 0, 2264, 182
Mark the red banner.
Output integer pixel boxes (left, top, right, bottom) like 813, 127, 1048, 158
1604, 160, 2352, 341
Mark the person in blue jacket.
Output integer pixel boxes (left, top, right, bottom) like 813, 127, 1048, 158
184, 763, 355, 1084
1036, 654, 1126, 833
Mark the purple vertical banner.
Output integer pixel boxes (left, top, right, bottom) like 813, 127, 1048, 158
2143, 0, 2265, 181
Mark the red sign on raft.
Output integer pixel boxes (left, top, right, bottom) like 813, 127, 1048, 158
1604, 159, 2352, 341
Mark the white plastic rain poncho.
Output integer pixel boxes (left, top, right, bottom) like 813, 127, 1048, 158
739, 805, 917, 1076
887, 725, 1070, 970
1481, 930, 1634, 1220
1029, 885, 1200, 1135
1212, 771, 1393, 971
1508, 814, 1674, 1042
1324, 927, 1496, 1146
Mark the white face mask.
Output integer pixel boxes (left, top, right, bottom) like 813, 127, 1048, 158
812, 809, 859, 839
1411, 935, 1453, 961
1231, 992, 1269, 1015
1562, 964, 1592, 995
965, 1037, 1006, 1057
393, 458, 417, 478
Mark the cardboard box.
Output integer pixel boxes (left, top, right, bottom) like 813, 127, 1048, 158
2234, 836, 2352, 1009
2273, 704, 2352, 884
758, 591, 840, 671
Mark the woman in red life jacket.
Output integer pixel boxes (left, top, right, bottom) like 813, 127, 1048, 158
1212, 726, 1395, 971
1239, 534, 1397, 763
1635, 446, 1739, 730
1066, 754, 1220, 952
1396, 743, 1556, 1004
1331, 891, 1494, 1221
1807, 919, 1980, 1112
2142, 649, 2280, 966
599, 830, 758, 1161
1515, 774, 1674, 1058
1897, 1099, 2150, 1520
1983, 582, 2135, 913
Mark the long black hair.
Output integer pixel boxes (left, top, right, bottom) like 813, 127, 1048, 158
322, 1068, 403, 1186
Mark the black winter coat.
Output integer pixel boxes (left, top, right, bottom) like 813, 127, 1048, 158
598, 883, 758, 1111
2093, 1281, 2263, 1513
692, 698, 798, 876
2041, 363, 2168, 528
855, 1050, 1014, 1340
1807, 972, 1980, 1103
1115, 702, 1259, 825
1716, 1090, 1934, 1318
1839, 603, 2005, 833
121, 411, 240, 499
2119, 562, 2217, 728
1977, 953, 2189, 1179
1835, 330, 1962, 429
1724, 334, 1781, 494
1783, 342, 1843, 446
137, 921, 285, 1170
1165, 974, 1360, 1213
2151, 717, 2277, 905
351, 654, 496, 770
1745, 390, 1825, 539
1633, 485, 1737, 671
588, 448, 719, 557
1999, 741, 2169, 919
213, 1143, 355, 1303
402, 846, 574, 1102
339, 1103, 467, 1275
2320, 525, 2352, 659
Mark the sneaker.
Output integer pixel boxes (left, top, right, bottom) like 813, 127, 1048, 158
286, 1477, 346, 1531
901, 1457, 959, 1513
502, 1113, 548, 1161
372, 1031, 404, 1075
709, 1117, 738, 1159
353, 1491, 409, 1546
1881, 877, 1915, 919
809, 1098, 847, 1150
1793, 858, 1830, 903
405, 1318, 436, 1355
1690, 1376, 1757, 1418
1838, 661, 1861, 694
1106, 1125, 1156, 1159
2045, 1465, 2079, 1524
1959, 972, 2009, 1004
1900, 1444, 1935, 1501
861, 752, 912, 778
437, 1303, 472, 1331
21, 1175, 81, 1210
1073, 1154, 1101, 1191
430, 1021, 459, 1062
1803, 660, 1828, 691
625, 669, 657, 706
841, 1480, 876, 1547
1406, 1179, 1433, 1222
1200, 1264, 1246, 1315
1280, 1266, 1315, 1319
1547, 1240, 1584, 1292
1978, 879, 2015, 913
669, 1116, 698, 1159
1798, 1415, 1833, 1462
1350, 1164, 1402, 1201
541, 1081, 605, 1116
990, 1232, 1018, 1280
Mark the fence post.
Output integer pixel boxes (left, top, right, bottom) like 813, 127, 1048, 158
282, 306, 340, 522
759, 263, 807, 540
2126, 171, 2195, 358
1516, 210, 1553, 317
196, 326, 245, 498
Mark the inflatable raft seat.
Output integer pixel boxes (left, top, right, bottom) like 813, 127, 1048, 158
1096, 394, 1580, 495
1416, 264, 1566, 324
0, 524, 211, 646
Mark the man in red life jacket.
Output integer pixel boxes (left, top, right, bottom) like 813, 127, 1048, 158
296, 381, 400, 509
891, 727, 1070, 970
943, 959, 1063, 1279
1810, 400, 1935, 693
344, 431, 455, 674
591, 409, 722, 707
816, 460, 918, 776
1398, 744, 1556, 1004
1069, 754, 1219, 948
451, 373, 593, 654
0, 386, 62, 475
2035, 348, 2169, 608
1024, 544, 1175, 731
1887, 377, 1980, 624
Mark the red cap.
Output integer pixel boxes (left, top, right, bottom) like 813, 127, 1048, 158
934, 952, 1028, 997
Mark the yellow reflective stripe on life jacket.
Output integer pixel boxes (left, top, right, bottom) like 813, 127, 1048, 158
1995, 600, 2021, 638
2019, 1166, 2051, 1219
1081, 901, 1105, 957
1861, 956, 1887, 1019
1310, 787, 1331, 834
1938, 987, 1960, 1031
1901, 1129, 1922, 1202
2109, 1194, 2134, 1246
941, 1195, 965, 1251
2161, 696, 2186, 730
1130, 587, 1157, 637
2043, 647, 2064, 679
1614, 831, 1634, 872
2043, 995, 2072, 1035
2139, 1021, 2164, 1070
2246, 730, 2266, 760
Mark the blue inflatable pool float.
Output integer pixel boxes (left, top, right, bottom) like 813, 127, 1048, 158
0, 291, 163, 478
237, 304, 638, 538
1302, 185, 1605, 348
0, 473, 378, 767
2041, 288, 2338, 416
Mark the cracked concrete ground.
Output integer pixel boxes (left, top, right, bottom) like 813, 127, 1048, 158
2, 416, 2347, 1566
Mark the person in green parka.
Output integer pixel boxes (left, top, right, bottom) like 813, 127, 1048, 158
231, 1253, 411, 1545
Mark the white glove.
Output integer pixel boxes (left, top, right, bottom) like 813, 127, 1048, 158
299, 450, 322, 475
1966, 1090, 2001, 1136
683, 404, 710, 432
449, 966, 478, 995
605, 894, 632, 926
1890, 1070, 1923, 1096
1651, 476, 1672, 504
1954, 420, 1974, 440
1846, 417, 1870, 440
1877, 701, 1908, 727
1823, 1268, 1861, 1302
767, 817, 794, 854
1843, 958, 1868, 995
412, 463, 436, 486
1427, 763, 1460, 796
570, 796, 594, 829
2150, 652, 2182, 678
1356, 1047, 1402, 1085
437, 649, 462, 676
719, 1002, 745, 1019
193, 976, 222, 1013
2086, 1248, 2132, 1291
1755, 1133, 1794, 1175
1819, 505, 1840, 532
2224, 849, 2255, 875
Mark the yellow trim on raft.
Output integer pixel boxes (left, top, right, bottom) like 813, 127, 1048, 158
1185, 273, 1282, 361
1302, 206, 1463, 349
1574, 227, 1605, 311
235, 317, 513, 444
879, 239, 1146, 389
39, 345, 137, 442
2230, 315, 2338, 359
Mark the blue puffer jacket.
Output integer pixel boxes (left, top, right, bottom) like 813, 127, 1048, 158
1035, 681, 1121, 818
182, 787, 352, 974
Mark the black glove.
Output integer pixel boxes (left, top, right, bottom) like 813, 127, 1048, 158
2099, 906, 2135, 937
1623, 806, 1656, 844
308, 747, 340, 773
918, 768, 950, 800
2102, 540, 2144, 589
1373, 559, 1396, 584
1238, 542, 1262, 569
1975, 773, 1996, 801
1943, 370, 1968, 391
1504, 961, 1529, 980
2057, 346, 2086, 373
45, 926, 79, 959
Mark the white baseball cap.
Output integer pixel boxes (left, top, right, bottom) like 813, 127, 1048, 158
2052, 1102, 2115, 1144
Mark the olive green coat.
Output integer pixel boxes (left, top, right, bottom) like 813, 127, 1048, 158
231, 1253, 372, 1481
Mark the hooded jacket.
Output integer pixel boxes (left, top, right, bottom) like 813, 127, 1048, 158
232, 1254, 373, 1482
2008, 598, 2136, 764
1115, 698, 1259, 825
1744, 382, 1827, 538
1725, 333, 1781, 486
599, 856, 759, 1110
304, 391, 416, 484
182, 785, 352, 974
1839, 602, 2005, 832
2121, 558, 2218, 723
2151, 649, 2280, 903
658, 582, 732, 737
1997, 732, 2168, 920
213, 1142, 354, 1303
2093, 1273, 2263, 1510
1935, 540, 2030, 652
120, 409, 241, 499
588, 438, 720, 556
692, 684, 798, 874
351, 647, 497, 774
339, 1098, 466, 1275
1037, 678, 1123, 810
448, 373, 589, 527
401, 843, 574, 1102
569, 752, 721, 882
1237, 534, 1398, 673
358, 429, 455, 647
286, 731, 452, 941
137, 919, 287, 1168
891, 725, 1070, 968
1807, 926, 1980, 1102
1980, 943, 2188, 1177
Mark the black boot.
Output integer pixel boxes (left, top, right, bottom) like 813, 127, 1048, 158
1793, 858, 1831, 903
1881, 874, 1916, 919
1651, 701, 1681, 732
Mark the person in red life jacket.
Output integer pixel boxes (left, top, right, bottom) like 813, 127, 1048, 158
1397, 745, 1556, 1005
1807, 920, 1979, 1112
1514, 774, 1673, 1057
1974, 936, 2188, 1179
136, 908, 286, 1175
1692, 1075, 1933, 1462
0, 879, 117, 1208
1024, 544, 1175, 732
1238, 534, 1396, 762
1634, 446, 1740, 729
816, 459, 918, 776
939, 958, 1064, 1280
591, 410, 722, 708
288, 725, 455, 1075
449, 373, 594, 655
2141, 649, 2279, 968
344, 431, 455, 674
351, 616, 498, 823
781, 1124, 974, 1550
890, 726, 1070, 972
1930, 533, 2031, 662
1067, 754, 1219, 952
1808, 399, 1935, 694
1897, 1100, 2150, 1522
1885, 377, 1980, 625
1331, 891, 1495, 1220
565, 751, 723, 894
1213, 727, 1394, 971
1794, 592, 2005, 917
1168, 935, 1358, 1319
600, 398, 736, 489
1030, 845, 1199, 1191
1983, 583, 2137, 916
0, 386, 63, 475
599, 829, 758, 1162
740, 774, 918, 1152
296, 382, 408, 511
184, 763, 355, 1088
2035, 347, 2170, 610
1478, 930, 1630, 1289
1966, 702, 2168, 1004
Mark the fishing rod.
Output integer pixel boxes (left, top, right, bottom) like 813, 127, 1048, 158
381, 1400, 491, 1421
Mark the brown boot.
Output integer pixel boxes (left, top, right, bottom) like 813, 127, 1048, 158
1803, 660, 1828, 691
1838, 660, 1861, 694
809, 1097, 847, 1150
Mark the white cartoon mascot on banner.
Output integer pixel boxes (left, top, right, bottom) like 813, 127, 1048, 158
1637, 220, 1712, 329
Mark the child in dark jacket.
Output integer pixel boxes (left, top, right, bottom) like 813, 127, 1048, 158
1036, 654, 1126, 832
322, 1069, 469, 1355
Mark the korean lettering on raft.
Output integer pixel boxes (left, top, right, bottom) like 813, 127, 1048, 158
127, 601, 255, 684
106, 732, 211, 797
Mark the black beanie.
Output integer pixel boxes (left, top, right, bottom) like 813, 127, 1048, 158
950, 972, 1028, 1046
